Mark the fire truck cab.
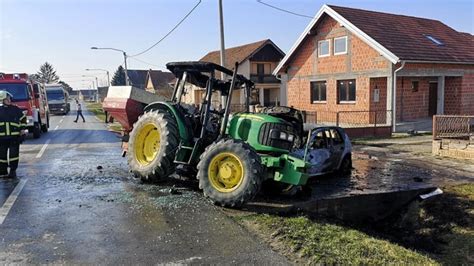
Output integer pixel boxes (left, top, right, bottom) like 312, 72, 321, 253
0, 73, 50, 138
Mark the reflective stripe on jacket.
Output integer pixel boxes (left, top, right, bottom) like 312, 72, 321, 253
0, 105, 26, 139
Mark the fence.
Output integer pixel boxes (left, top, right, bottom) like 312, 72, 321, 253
433, 115, 474, 141
303, 110, 392, 128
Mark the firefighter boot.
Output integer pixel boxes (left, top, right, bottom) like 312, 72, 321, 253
8, 169, 17, 179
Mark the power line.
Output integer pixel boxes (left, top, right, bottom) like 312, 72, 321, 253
129, 57, 163, 69
130, 0, 202, 57
256, 0, 313, 19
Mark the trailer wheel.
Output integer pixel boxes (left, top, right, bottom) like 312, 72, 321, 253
128, 110, 179, 182
197, 139, 263, 208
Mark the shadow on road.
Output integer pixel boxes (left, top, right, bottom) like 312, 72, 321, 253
0, 179, 19, 206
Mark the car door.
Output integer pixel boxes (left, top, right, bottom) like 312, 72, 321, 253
327, 128, 345, 170
305, 128, 331, 175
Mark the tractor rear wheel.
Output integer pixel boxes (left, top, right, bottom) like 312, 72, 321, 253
128, 110, 179, 182
197, 139, 263, 208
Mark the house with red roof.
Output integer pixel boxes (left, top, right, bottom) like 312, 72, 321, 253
183, 39, 285, 109
144, 69, 175, 98
274, 5, 474, 133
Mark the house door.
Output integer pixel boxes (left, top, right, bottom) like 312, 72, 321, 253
428, 82, 438, 116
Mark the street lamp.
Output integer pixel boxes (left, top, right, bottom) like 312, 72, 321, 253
85, 68, 110, 86
82, 75, 99, 89
91, 47, 130, 86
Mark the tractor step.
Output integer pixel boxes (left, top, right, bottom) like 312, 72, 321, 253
174, 140, 202, 165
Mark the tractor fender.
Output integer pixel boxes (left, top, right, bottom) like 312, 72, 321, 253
143, 102, 190, 143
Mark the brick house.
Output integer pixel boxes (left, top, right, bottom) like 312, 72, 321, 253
182, 39, 286, 108
274, 5, 474, 133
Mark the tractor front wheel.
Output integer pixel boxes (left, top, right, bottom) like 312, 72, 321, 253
128, 110, 179, 183
197, 139, 263, 208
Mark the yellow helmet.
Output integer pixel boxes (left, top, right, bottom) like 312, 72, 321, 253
0, 90, 12, 101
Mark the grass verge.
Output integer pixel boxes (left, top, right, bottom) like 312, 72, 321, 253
237, 183, 473, 264
85, 102, 122, 132
86, 102, 106, 121
239, 215, 435, 264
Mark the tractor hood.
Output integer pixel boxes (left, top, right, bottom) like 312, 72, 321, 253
227, 113, 298, 154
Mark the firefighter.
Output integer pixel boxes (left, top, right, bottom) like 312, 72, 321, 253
0, 90, 27, 178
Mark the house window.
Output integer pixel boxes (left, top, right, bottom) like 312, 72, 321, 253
338, 79, 356, 103
310, 81, 326, 103
412, 81, 419, 92
334, 36, 348, 55
318, 40, 330, 57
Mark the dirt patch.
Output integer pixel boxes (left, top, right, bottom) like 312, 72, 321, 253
374, 183, 473, 265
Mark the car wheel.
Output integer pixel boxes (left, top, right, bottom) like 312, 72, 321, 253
339, 154, 352, 174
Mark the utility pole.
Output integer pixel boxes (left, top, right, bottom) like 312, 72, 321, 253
218, 0, 226, 79
106, 71, 110, 86
218, 0, 226, 109
123, 51, 130, 86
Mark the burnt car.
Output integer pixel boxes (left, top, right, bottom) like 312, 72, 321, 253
292, 126, 352, 176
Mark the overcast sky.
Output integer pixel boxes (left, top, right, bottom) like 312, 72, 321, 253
1, 0, 473, 89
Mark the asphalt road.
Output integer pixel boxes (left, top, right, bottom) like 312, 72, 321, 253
0, 102, 288, 264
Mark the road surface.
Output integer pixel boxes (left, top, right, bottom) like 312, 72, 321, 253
0, 102, 288, 264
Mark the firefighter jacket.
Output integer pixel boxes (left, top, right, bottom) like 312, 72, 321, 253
0, 104, 27, 141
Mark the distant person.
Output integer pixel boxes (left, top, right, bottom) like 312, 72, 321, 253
74, 99, 85, 123
0, 90, 27, 178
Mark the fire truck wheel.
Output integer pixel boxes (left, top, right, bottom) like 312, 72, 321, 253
41, 115, 49, 133
33, 122, 42, 139
128, 109, 179, 183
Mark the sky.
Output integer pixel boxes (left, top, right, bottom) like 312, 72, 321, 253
1, 0, 473, 89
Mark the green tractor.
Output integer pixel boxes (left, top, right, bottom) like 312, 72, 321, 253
128, 62, 308, 207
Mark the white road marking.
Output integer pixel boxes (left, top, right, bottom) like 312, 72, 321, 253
62, 115, 65, 118
36, 139, 51, 158
0, 179, 28, 225
59, 119, 64, 123
54, 125, 59, 131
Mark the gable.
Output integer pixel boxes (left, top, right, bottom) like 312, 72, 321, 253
199, 39, 284, 69
250, 43, 285, 62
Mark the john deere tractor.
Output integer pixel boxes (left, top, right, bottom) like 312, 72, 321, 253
127, 62, 308, 207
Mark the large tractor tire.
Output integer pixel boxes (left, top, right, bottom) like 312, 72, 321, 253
197, 139, 263, 208
128, 110, 179, 183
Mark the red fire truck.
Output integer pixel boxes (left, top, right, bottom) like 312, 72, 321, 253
0, 73, 50, 138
